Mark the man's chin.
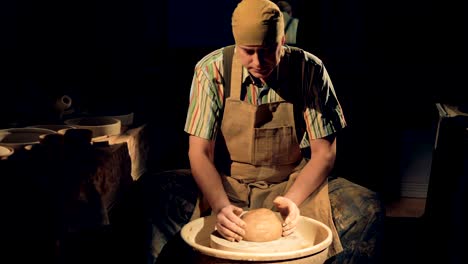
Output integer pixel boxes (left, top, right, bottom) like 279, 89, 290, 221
250, 70, 272, 79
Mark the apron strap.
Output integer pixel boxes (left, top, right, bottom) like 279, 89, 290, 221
230, 48, 243, 100
222, 45, 235, 99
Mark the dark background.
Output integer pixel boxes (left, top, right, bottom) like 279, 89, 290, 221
1, 0, 467, 199
1, 1, 467, 263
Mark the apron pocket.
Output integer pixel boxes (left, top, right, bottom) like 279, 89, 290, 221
253, 126, 299, 165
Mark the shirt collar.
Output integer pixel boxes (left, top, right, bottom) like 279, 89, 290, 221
241, 65, 280, 88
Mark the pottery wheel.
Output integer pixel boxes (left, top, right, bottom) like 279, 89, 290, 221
210, 230, 312, 254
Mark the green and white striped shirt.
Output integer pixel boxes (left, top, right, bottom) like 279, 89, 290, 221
184, 46, 347, 148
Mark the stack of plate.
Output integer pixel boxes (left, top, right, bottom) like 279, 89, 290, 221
0, 128, 56, 150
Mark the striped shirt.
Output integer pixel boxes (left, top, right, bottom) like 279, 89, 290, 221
184, 46, 347, 148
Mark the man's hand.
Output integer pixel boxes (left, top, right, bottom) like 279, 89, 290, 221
273, 196, 300, 236
215, 205, 246, 242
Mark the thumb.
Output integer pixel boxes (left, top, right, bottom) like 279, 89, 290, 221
273, 196, 288, 209
232, 206, 244, 216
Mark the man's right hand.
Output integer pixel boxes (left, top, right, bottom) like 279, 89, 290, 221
215, 204, 246, 242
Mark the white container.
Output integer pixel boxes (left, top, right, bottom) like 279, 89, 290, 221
64, 116, 121, 138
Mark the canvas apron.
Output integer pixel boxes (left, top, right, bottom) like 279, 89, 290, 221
191, 52, 343, 258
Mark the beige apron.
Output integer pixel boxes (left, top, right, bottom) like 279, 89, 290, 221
191, 50, 343, 258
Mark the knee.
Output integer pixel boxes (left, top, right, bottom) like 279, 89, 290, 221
360, 187, 385, 221
351, 184, 385, 231
330, 178, 385, 231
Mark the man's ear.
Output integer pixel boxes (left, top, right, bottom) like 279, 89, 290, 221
281, 35, 286, 45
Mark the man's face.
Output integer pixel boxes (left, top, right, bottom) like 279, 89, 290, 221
236, 37, 285, 80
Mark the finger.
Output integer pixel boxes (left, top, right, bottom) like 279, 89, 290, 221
282, 226, 297, 236
225, 216, 246, 236
226, 208, 246, 229
282, 209, 297, 226
282, 219, 297, 231
217, 212, 245, 237
216, 222, 243, 242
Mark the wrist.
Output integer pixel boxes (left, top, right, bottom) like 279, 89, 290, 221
283, 194, 300, 206
211, 199, 231, 214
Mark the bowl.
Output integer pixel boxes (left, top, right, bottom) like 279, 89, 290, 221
181, 214, 332, 262
0, 145, 14, 159
0, 128, 56, 150
64, 117, 121, 138
27, 124, 76, 132
107, 112, 134, 127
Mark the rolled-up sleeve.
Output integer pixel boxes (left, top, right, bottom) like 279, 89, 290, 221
301, 60, 347, 147
184, 49, 224, 140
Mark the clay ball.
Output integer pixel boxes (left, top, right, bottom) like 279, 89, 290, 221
241, 208, 283, 242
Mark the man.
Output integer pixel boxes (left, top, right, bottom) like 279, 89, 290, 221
146, 0, 384, 263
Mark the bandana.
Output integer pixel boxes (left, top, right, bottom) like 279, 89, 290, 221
232, 0, 284, 45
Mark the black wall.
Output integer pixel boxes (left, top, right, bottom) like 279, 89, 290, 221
1, 0, 466, 194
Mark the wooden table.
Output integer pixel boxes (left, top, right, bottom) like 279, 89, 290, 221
0, 139, 135, 263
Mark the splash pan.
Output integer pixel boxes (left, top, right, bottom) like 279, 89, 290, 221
181, 214, 332, 262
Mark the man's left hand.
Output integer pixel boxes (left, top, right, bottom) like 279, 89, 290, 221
273, 196, 300, 236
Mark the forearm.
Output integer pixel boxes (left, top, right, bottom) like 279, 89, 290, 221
284, 156, 333, 205
189, 151, 231, 214
284, 138, 336, 206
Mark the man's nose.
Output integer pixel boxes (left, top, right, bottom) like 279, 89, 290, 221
251, 52, 263, 67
